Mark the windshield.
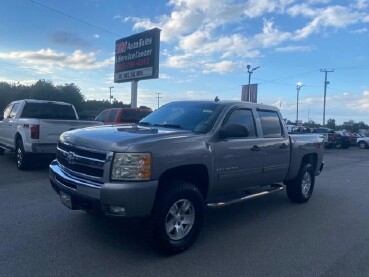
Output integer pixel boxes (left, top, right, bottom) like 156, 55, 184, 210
139, 101, 224, 133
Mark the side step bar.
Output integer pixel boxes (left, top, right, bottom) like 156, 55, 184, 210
207, 184, 284, 208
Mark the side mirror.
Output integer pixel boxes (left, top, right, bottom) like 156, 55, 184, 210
219, 124, 249, 139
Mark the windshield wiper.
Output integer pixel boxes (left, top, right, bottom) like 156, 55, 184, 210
153, 123, 182, 129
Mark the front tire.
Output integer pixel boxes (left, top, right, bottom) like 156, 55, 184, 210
148, 181, 204, 255
16, 139, 31, 170
285, 164, 315, 203
358, 141, 368, 149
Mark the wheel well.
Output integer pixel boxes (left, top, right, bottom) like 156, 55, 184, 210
157, 164, 209, 199
14, 133, 22, 148
302, 154, 317, 171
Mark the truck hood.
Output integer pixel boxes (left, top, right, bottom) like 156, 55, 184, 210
59, 124, 194, 152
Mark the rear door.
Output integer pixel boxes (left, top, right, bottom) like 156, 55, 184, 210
213, 107, 264, 195
256, 110, 290, 185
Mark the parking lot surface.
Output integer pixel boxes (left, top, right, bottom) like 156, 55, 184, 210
1, 148, 369, 277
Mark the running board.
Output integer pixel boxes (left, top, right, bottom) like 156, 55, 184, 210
207, 184, 284, 208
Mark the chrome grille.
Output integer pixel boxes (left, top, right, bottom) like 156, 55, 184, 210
56, 141, 108, 182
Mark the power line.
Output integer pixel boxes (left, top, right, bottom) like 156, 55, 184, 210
28, 0, 121, 37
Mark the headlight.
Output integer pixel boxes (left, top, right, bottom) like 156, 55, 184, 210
111, 153, 151, 181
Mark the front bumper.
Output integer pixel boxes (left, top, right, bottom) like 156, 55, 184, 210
49, 160, 158, 217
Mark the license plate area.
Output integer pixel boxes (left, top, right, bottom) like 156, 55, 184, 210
60, 191, 73, 209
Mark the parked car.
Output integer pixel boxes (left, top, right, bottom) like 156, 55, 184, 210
357, 136, 369, 149
0, 99, 103, 170
49, 100, 324, 254
95, 107, 152, 125
311, 128, 350, 149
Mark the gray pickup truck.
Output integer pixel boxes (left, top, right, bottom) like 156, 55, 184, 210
49, 100, 324, 254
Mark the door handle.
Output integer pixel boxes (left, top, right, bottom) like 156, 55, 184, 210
251, 145, 261, 151
280, 143, 288, 149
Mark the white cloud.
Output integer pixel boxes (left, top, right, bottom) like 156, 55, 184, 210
350, 27, 368, 33
275, 45, 314, 52
0, 77, 38, 86
201, 60, 241, 74
0, 48, 114, 70
121, 0, 367, 75
353, 0, 369, 10
159, 73, 171, 79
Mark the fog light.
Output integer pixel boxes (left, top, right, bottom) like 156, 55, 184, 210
109, 205, 126, 215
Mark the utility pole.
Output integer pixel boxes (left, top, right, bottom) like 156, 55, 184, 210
247, 65, 260, 102
321, 69, 334, 127
109, 86, 114, 104
155, 92, 162, 109
296, 82, 303, 125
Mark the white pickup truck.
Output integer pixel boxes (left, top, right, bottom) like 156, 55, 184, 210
0, 99, 102, 170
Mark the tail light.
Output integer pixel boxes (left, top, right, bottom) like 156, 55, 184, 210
30, 125, 40, 139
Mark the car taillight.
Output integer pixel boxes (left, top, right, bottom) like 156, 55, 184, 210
30, 125, 39, 139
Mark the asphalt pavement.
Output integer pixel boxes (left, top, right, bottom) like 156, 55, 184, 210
1, 148, 369, 277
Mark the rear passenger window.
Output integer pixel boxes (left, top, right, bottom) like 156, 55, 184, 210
108, 109, 117, 122
258, 110, 283, 138
225, 109, 257, 137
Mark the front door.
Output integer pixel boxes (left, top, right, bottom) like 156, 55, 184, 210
0, 104, 13, 147
213, 108, 264, 195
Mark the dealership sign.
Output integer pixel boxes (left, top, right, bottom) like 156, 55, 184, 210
114, 28, 161, 83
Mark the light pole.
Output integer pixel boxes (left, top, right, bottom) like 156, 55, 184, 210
296, 82, 303, 125
247, 64, 260, 102
109, 86, 114, 104
321, 69, 334, 127
155, 92, 162, 109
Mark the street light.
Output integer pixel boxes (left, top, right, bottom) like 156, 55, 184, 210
296, 82, 303, 125
247, 64, 260, 102
109, 86, 114, 104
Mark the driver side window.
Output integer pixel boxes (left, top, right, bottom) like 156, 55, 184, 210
225, 109, 257, 137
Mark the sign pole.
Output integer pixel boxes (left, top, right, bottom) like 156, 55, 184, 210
131, 80, 138, 108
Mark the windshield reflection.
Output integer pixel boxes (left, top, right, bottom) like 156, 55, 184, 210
139, 101, 224, 134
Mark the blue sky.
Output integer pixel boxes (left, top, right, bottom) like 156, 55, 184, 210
0, 0, 368, 124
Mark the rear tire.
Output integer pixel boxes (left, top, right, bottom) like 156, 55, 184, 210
0, 148, 4, 155
148, 181, 204, 255
358, 141, 368, 149
16, 139, 31, 170
285, 164, 315, 203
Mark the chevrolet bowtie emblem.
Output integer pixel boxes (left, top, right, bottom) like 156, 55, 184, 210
66, 152, 76, 164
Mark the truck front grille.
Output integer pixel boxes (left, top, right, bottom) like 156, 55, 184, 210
56, 141, 108, 182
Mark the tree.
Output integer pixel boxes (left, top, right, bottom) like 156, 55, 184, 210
326, 118, 336, 130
